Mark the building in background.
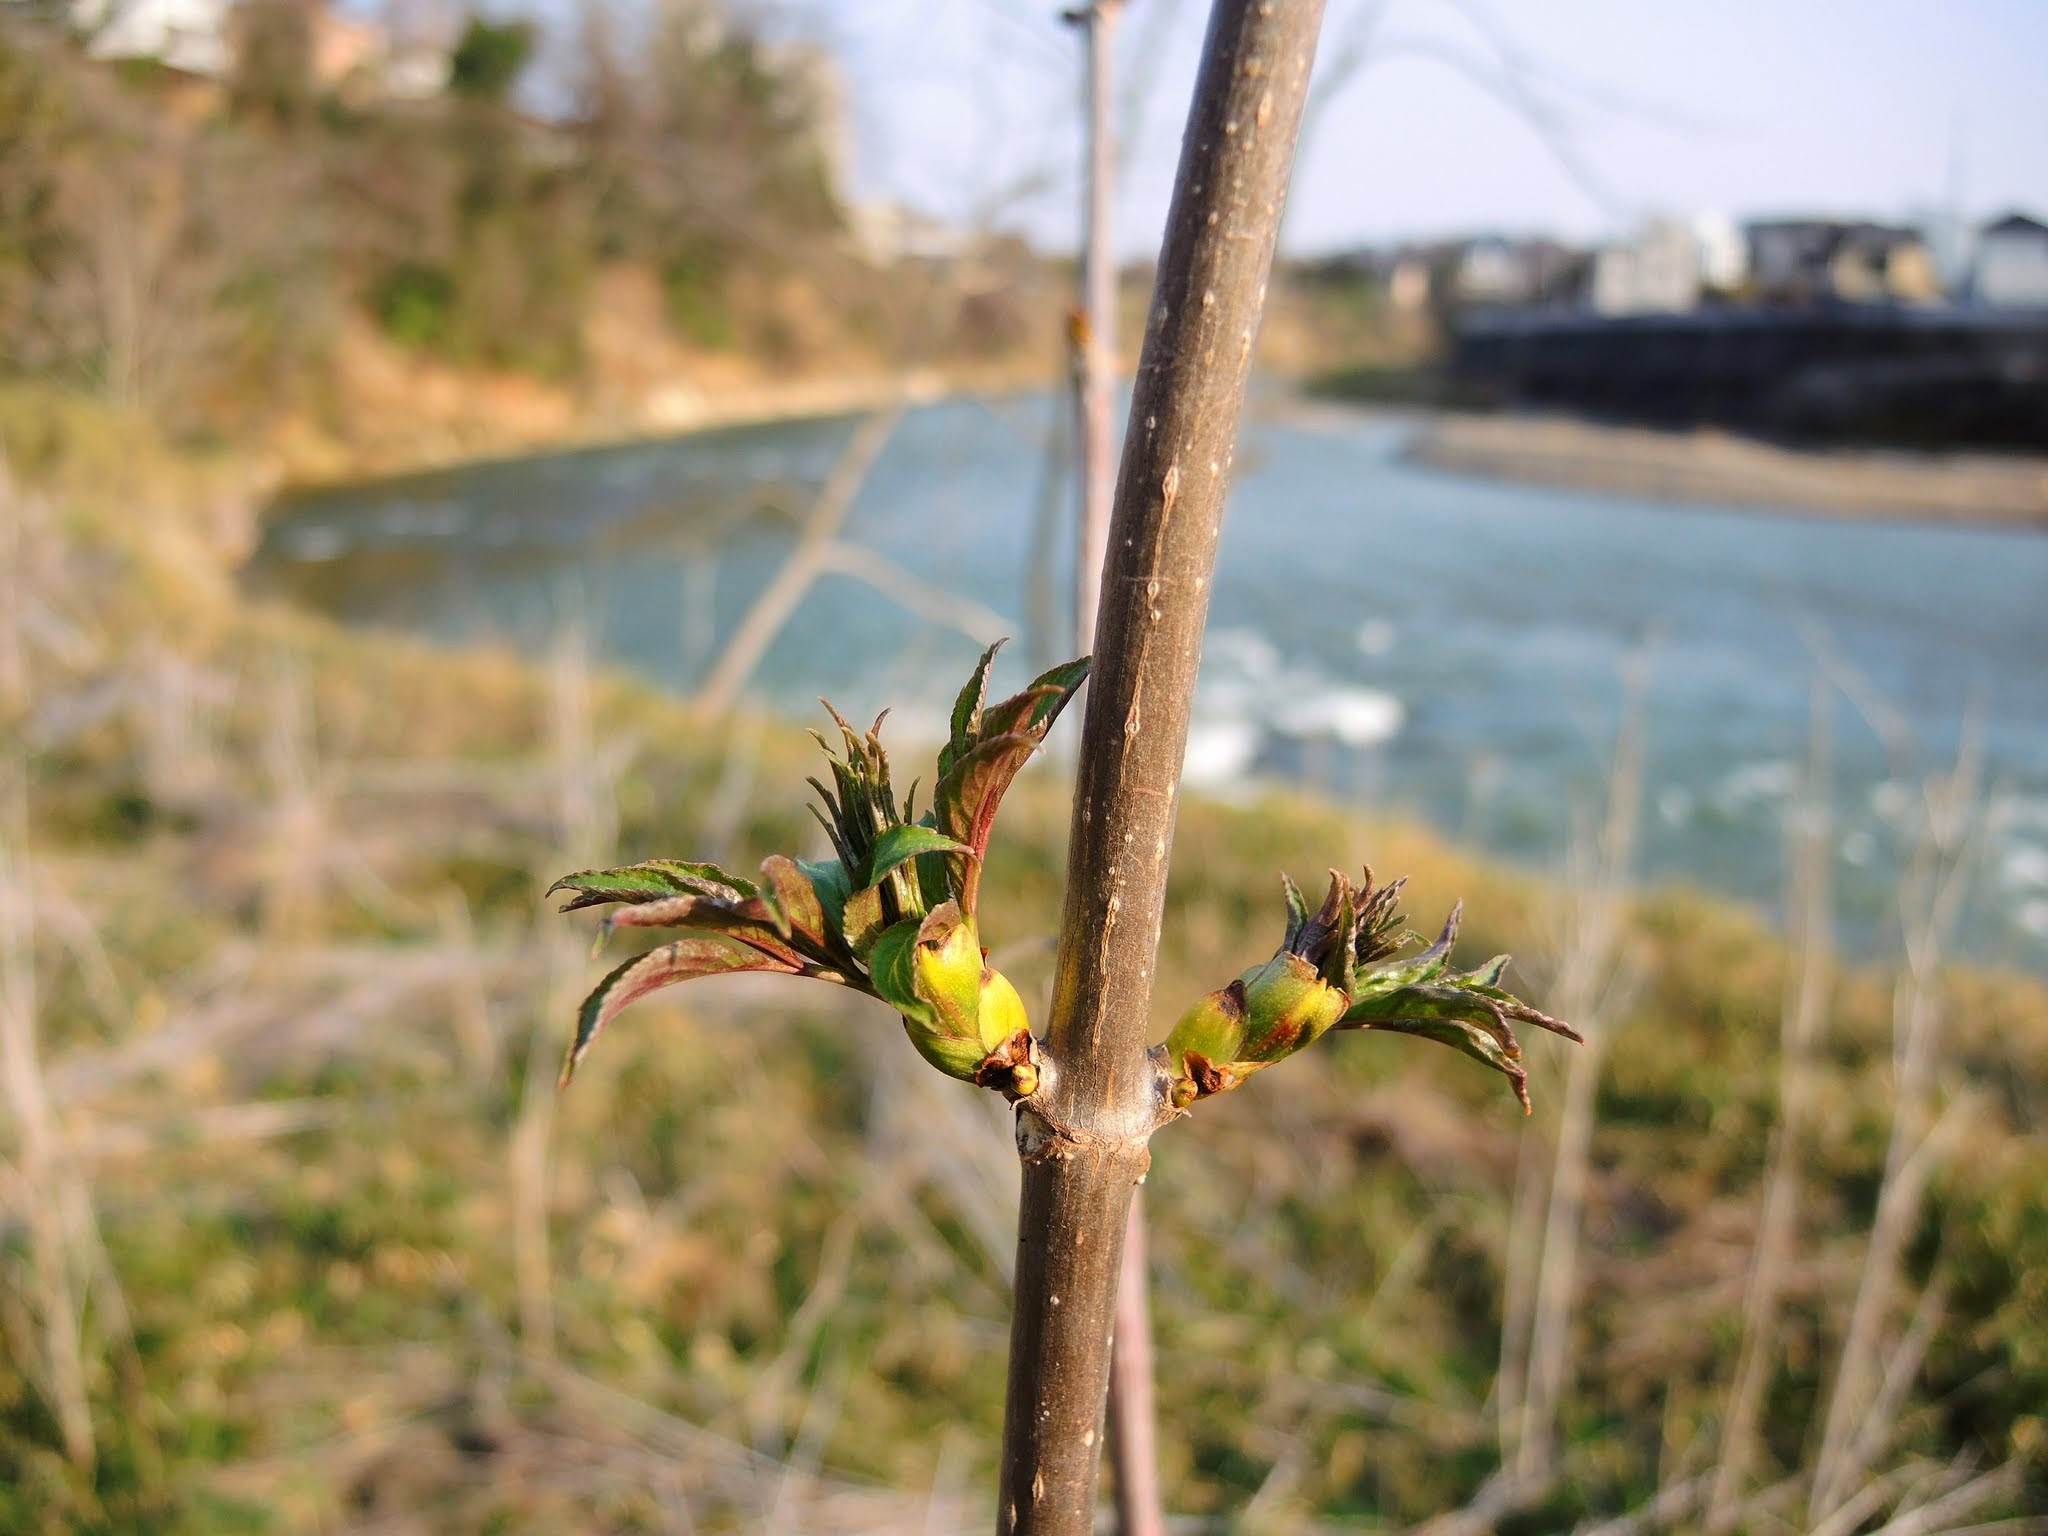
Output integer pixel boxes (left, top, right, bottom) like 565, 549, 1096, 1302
1745, 218, 1940, 304
69, 0, 452, 96
850, 201, 972, 266
1451, 212, 2042, 447
1449, 236, 1526, 306
75, 0, 229, 74
1386, 253, 1431, 314
1693, 211, 1749, 294
1445, 235, 1581, 309
378, 0, 458, 98
1828, 223, 1941, 303
1591, 217, 1704, 315
304, 3, 382, 87
1971, 213, 2048, 308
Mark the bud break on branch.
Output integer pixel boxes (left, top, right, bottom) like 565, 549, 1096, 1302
549, 641, 1088, 1101
550, 650, 1571, 1120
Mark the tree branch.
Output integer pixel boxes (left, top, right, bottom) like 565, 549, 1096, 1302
996, 4, 1325, 1532
691, 407, 903, 718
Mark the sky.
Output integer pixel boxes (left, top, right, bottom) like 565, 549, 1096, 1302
796, 0, 2048, 257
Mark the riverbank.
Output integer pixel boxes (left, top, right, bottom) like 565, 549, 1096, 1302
1397, 410, 2048, 528
268, 310, 1057, 491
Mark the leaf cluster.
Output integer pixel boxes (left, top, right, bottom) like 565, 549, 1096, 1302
548, 643, 1089, 1092
1164, 867, 1582, 1112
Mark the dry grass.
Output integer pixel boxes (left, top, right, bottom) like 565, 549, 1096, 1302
2, 425, 2045, 1533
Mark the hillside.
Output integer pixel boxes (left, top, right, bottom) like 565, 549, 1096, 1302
0, 12, 1064, 482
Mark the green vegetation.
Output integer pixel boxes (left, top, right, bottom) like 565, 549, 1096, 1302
1, 397, 2042, 1531
547, 647, 1091, 1098
446, 16, 535, 104
662, 242, 739, 351
1160, 866, 1579, 1112
371, 264, 461, 355
1304, 360, 1475, 409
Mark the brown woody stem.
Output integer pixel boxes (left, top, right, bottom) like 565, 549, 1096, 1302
995, 4, 1325, 1532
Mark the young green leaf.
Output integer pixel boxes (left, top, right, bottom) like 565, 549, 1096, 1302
1364, 1017, 1534, 1113
597, 895, 812, 971
932, 732, 1041, 917
547, 858, 758, 912
758, 854, 830, 949
943, 639, 1005, 780
865, 823, 975, 890
561, 938, 804, 1085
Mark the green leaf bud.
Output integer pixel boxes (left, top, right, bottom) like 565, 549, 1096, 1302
1235, 951, 1350, 1060
972, 966, 1039, 1099
1163, 865, 1580, 1112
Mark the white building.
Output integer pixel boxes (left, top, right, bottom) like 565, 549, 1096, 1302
1972, 213, 2048, 308
1591, 217, 1703, 315
75, 0, 231, 75
1386, 255, 1431, 314
1693, 211, 1748, 293
69, 0, 452, 95
850, 201, 970, 265
1452, 237, 1527, 305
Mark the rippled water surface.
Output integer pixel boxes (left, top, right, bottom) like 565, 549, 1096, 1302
251, 396, 2048, 969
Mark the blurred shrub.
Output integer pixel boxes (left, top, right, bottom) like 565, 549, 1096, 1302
228, 0, 315, 125
662, 240, 737, 350
446, 14, 535, 104
0, 26, 329, 431
372, 262, 459, 353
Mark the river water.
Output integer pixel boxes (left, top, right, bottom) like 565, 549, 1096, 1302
251, 395, 2048, 971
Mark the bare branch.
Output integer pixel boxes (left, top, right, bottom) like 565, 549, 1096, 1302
809, 540, 1015, 645
692, 408, 905, 718
997, 4, 1326, 1531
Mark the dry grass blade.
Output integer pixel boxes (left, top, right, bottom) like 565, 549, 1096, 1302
1866, 1458, 2030, 1536
745, 1211, 859, 1456
810, 540, 1015, 647
1808, 718, 1985, 1523
0, 758, 96, 1467
516, 619, 624, 1358
1707, 680, 1835, 1531
1510, 657, 1647, 1485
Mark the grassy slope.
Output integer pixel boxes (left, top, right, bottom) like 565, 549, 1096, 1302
3, 397, 2043, 1532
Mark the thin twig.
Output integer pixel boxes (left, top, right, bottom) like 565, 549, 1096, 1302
1106, 1194, 1165, 1536
1064, 5, 1166, 1532
692, 408, 904, 719
810, 540, 1016, 644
